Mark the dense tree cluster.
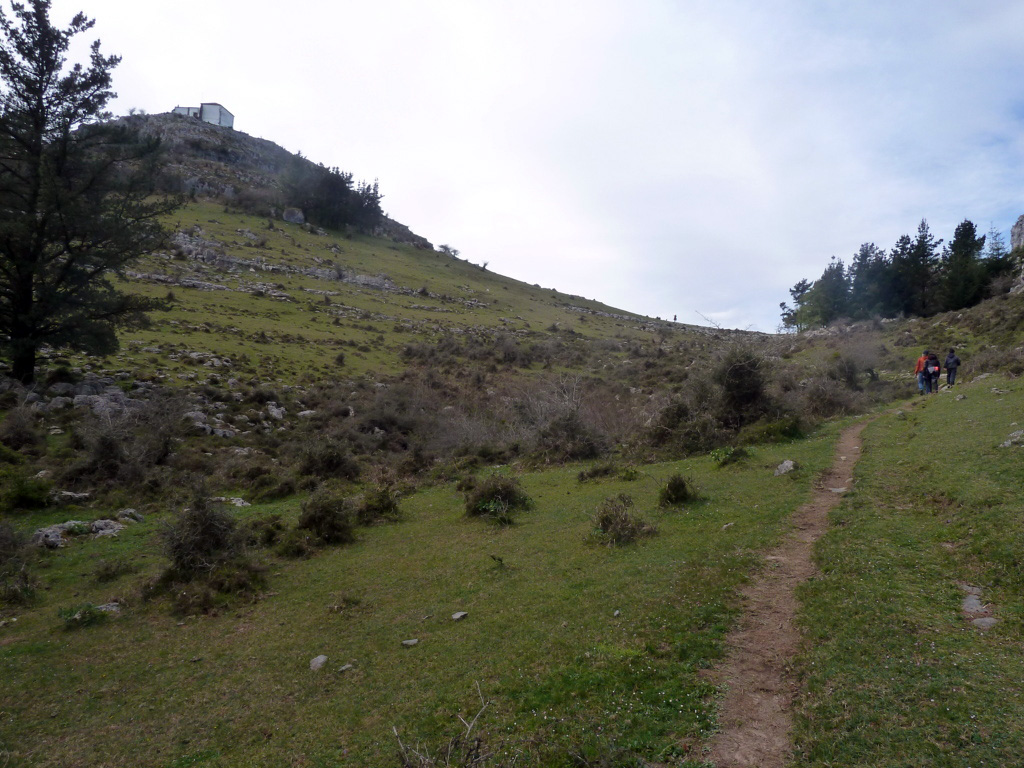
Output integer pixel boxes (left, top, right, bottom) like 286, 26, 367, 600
283, 158, 383, 232
780, 219, 1019, 330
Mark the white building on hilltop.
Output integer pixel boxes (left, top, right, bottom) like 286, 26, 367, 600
172, 102, 234, 129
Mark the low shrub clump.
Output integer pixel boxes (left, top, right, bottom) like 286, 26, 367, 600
709, 446, 749, 467
162, 495, 242, 579
298, 438, 361, 481
659, 474, 696, 507
0, 466, 51, 513
356, 482, 401, 525
274, 528, 316, 558
591, 494, 656, 546
465, 475, 532, 523
243, 514, 287, 548
738, 416, 802, 445
58, 603, 108, 630
92, 557, 137, 583
577, 462, 618, 483
0, 522, 35, 606
298, 486, 356, 544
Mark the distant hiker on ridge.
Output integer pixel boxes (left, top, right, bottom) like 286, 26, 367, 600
945, 348, 962, 388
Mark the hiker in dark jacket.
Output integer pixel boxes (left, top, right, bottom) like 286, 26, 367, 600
925, 352, 942, 393
945, 348, 962, 387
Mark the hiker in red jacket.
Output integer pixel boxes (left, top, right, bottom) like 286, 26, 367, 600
914, 350, 929, 395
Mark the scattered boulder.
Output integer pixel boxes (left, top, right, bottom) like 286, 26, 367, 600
999, 430, 1024, 448
774, 460, 796, 476
90, 519, 125, 537
310, 655, 328, 671
451, 612, 468, 621
31, 520, 89, 548
338, 664, 355, 673
50, 490, 90, 506
401, 639, 419, 647
117, 509, 144, 523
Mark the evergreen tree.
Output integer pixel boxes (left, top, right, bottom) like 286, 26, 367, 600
940, 219, 986, 311
848, 242, 891, 318
887, 233, 915, 316
0, 0, 176, 383
804, 257, 851, 326
907, 219, 942, 315
981, 224, 1016, 288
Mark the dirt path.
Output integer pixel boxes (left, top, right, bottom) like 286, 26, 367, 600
704, 420, 869, 768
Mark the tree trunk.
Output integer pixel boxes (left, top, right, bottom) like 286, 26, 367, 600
11, 342, 36, 385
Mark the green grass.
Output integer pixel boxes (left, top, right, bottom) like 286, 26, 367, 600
0, 427, 839, 766
794, 378, 1024, 767
73, 200, 678, 387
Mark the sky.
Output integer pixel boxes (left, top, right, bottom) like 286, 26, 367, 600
43, 0, 1024, 332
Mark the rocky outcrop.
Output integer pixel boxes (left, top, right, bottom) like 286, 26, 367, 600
1011, 215, 1024, 252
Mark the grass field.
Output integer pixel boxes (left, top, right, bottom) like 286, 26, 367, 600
1, 420, 842, 767
794, 377, 1024, 767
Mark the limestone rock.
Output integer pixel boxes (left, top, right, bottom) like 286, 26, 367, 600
90, 519, 125, 537
1011, 214, 1024, 252
310, 655, 328, 671
774, 460, 796, 476
451, 612, 468, 621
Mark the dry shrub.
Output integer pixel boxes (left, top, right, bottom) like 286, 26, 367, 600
0, 405, 42, 453
298, 438, 361, 481
578, 462, 619, 483
798, 377, 863, 419
162, 494, 242, 579
465, 475, 532, 523
592, 494, 656, 546
357, 481, 401, 525
0, 522, 35, 606
61, 391, 186, 492
964, 346, 1024, 379
536, 411, 606, 462
243, 514, 287, 548
713, 346, 770, 428
658, 475, 695, 507
298, 486, 356, 544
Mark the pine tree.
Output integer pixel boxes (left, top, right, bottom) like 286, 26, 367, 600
0, 0, 176, 383
940, 220, 986, 311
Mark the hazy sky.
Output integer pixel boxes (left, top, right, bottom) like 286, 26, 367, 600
44, 0, 1024, 331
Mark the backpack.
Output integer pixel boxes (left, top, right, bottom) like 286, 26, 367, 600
925, 358, 940, 375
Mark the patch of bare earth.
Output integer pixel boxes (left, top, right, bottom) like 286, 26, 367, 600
703, 421, 869, 768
